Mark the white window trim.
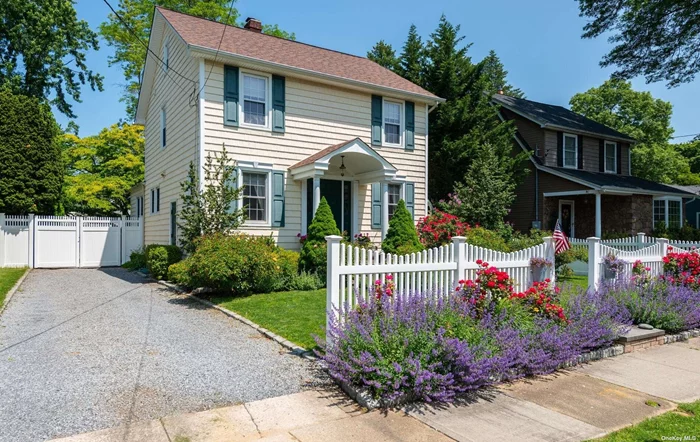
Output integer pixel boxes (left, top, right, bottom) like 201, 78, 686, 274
239, 69, 273, 131
381, 97, 405, 148
653, 196, 683, 228
604, 140, 617, 173
160, 107, 167, 149
238, 167, 273, 227
562, 133, 578, 169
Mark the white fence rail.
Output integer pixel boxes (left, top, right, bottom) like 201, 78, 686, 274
325, 235, 556, 340
0, 214, 143, 268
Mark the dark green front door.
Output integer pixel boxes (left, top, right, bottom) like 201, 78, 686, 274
306, 179, 352, 236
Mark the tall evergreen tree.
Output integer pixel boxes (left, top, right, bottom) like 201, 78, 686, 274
397, 25, 425, 86
367, 40, 399, 71
481, 50, 524, 98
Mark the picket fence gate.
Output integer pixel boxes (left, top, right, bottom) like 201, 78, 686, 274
0, 214, 143, 269
324, 235, 556, 341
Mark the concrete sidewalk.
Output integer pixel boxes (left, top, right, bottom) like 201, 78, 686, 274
52, 338, 700, 442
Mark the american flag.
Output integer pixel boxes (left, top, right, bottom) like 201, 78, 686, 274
553, 219, 571, 254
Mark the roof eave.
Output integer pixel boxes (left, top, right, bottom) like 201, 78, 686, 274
188, 45, 445, 104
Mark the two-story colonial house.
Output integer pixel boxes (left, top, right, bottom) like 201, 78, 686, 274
493, 93, 695, 238
133, 8, 444, 249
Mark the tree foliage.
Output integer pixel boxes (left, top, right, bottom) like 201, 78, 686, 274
578, 0, 700, 87
570, 79, 699, 184
60, 123, 145, 215
397, 25, 425, 85
0, 89, 62, 214
99, 0, 295, 118
367, 40, 399, 71
382, 200, 423, 255
0, 0, 103, 117
481, 50, 524, 98
178, 150, 246, 254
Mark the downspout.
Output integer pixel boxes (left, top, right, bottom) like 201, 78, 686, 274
535, 167, 539, 226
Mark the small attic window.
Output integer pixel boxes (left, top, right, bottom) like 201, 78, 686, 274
163, 44, 169, 72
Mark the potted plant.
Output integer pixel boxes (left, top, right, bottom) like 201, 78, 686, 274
529, 257, 553, 282
603, 253, 626, 280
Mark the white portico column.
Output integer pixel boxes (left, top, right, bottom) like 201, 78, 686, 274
313, 176, 321, 215
595, 192, 602, 238
381, 181, 389, 239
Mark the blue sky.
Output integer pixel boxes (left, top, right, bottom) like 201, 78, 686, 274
62, 0, 699, 142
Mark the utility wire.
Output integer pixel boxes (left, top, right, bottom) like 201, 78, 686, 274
196, 0, 236, 100
671, 133, 700, 139
102, 0, 196, 95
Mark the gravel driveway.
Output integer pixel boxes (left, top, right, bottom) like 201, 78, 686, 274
0, 268, 315, 442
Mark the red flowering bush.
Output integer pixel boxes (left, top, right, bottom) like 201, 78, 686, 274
631, 260, 651, 286
373, 274, 395, 300
455, 260, 514, 315
662, 249, 700, 289
417, 210, 469, 249
511, 280, 567, 324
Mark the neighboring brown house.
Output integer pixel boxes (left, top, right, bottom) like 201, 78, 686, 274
492, 94, 694, 238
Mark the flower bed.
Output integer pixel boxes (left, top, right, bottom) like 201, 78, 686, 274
321, 261, 631, 404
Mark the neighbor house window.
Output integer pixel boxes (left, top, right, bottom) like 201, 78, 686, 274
653, 197, 683, 229
605, 141, 617, 173
383, 100, 403, 146
563, 133, 577, 168
242, 73, 268, 126
163, 44, 169, 72
242, 171, 268, 222
135, 196, 144, 217
151, 188, 160, 214
388, 184, 402, 219
160, 107, 166, 148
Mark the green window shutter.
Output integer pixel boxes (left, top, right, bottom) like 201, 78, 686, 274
272, 75, 286, 133
271, 171, 285, 227
371, 183, 382, 229
599, 139, 605, 172
371, 95, 382, 145
405, 101, 415, 150
224, 66, 239, 126
227, 168, 239, 213
405, 182, 415, 219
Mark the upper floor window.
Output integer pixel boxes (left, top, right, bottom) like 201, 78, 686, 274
160, 107, 167, 148
605, 141, 617, 173
563, 133, 577, 168
242, 73, 268, 127
653, 197, 682, 229
388, 183, 402, 219
383, 100, 403, 146
242, 171, 268, 222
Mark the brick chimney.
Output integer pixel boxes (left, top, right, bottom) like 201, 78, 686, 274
244, 17, 262, 33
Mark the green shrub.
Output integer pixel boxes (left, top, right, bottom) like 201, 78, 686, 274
508, 229, 550, 251
382, 200, 423, 255
145, 244, 182, 280
300, 197, 340, 275
466, 227, 510, 252
288, 271, 325, 291
168, 260, 192, 288
122, 248, 147, 270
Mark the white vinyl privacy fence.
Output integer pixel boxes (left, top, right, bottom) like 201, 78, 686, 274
0, 214, 143, 268
325, 235, 556, 339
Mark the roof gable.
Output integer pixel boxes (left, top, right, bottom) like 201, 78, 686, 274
493, 94, 635, 142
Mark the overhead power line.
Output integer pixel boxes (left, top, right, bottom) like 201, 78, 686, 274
671, 133, 700, 139
196, 0, 237, 100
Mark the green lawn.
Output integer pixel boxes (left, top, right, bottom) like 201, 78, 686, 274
212, 289, 326, 350
592, 400, 700, 441
0, 268, 27, 307
557, 274, 589, 291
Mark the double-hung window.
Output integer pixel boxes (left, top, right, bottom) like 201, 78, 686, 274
160, 107, 167, 148
150, 188, 160, 214
135, 196, 144, 217
388, 184, 402, 219
604, 141, 617, 173
242, 171, 268, 222
653, 197, 683, 229
242, 73, 268, 127
563, 133, 577, 168
383, 100, 402, 146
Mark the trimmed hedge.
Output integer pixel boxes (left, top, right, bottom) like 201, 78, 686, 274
145, 244, 182, 280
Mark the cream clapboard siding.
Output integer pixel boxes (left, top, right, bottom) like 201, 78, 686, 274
202, 62, 427, 250
143, 27, 198, 245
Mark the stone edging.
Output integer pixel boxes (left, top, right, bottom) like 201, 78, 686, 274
154, 279, 317, 361
664, 328, 700, 344
0, 268, 30, 318
338, 343, 626, 410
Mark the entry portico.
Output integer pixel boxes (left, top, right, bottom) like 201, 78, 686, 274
290, 138, 399, 239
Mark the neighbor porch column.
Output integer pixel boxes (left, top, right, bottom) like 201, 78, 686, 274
381, 182, 389, 239
312, 176, 321, 215
595, 192, 602, 238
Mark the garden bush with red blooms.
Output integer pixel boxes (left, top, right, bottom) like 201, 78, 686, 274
662, 249, 700, 289
417, 210, 469, 249
511, 280, 567, 324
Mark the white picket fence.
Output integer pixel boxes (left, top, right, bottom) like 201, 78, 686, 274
325, 235, 556, 339
0, 214, 143, 268
572, 233, 700, 253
